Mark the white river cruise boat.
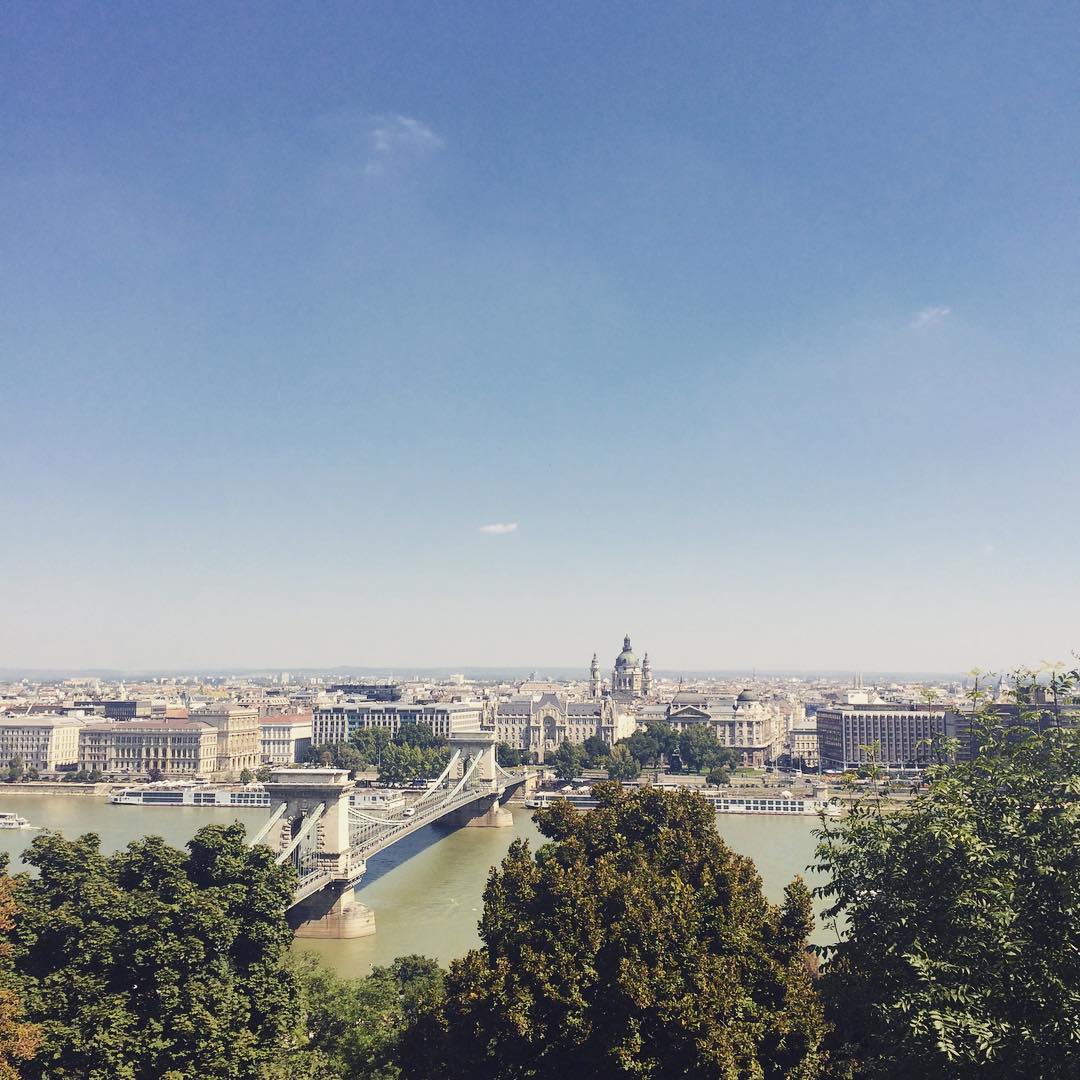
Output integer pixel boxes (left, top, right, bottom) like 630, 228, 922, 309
0, 812, 33, 829
528, 787, 838, 816
109, 783, 273, 808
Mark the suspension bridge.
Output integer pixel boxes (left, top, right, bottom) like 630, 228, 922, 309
249, 734, 529, 937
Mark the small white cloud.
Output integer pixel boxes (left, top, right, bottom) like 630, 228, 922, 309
366, 114, 444, 175
910, 305, 951, 329
479, 522, 518, 535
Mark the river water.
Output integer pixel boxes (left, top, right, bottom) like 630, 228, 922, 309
0, 793, 825, 978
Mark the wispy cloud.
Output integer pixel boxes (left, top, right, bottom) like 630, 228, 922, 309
910, 305, 951, 329
366, 114, 444, 175
479, 522, 518, 535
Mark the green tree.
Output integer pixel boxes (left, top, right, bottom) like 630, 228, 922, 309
307, 742, 365, 774
350, 728, 394, 768
4, 759, 23, 784
239, 768, 254, 785
496, 743, 526, 768
0, 874, 39, 1079
147, 767, 164, 783
406, 782, 827, 1079
605, 744, 641, 782
378, 744, 452, 785
677, 725, 735, 774
619, 722, 677, 770
550, 740, 585, 781
582, 734, 610, 769
296, 952, 443, 1078
255, 766, 273, 783
814, 672, 1080, 1078
8, 824, 302, 1078
706, 764, 731, 787
396, 722, 443, 749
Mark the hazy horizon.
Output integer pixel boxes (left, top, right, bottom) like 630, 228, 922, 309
4, 5, 1078, 673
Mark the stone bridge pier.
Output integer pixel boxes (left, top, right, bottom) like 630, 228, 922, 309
264, 767, 375, 940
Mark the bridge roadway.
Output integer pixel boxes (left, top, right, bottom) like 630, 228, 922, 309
289, 773, 527, 907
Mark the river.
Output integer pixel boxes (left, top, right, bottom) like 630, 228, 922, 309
0, 793, 826, 978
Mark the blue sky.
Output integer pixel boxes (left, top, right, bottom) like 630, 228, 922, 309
2, 3, 1078, 672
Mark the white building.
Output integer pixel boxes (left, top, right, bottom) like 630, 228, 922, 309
312, 701, 484, 745
0, 714, 84, 772
788, 726, 820, 770
78, 719, 219, 776
259, 712, 313, 765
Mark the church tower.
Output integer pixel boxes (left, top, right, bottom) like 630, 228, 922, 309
590, 653, 601, 697
642, 653, 653, 696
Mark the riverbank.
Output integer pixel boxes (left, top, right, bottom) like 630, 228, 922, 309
0, 782, 109, 797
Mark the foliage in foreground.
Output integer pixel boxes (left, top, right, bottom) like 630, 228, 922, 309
0, 876, 38, 1079
295, 952, 443, 1079
814, 677, 1080, 1078
405, 780, 828, 1079
8, 824, 301, 1079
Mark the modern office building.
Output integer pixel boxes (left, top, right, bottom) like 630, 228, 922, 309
312, 701, 484, 745
259, 712, 313, 765
0, 714, 85, 772
100, 699, 152, 721
326, 682, 402, 702
78, 719, 218, 776
816, 704, 949, 770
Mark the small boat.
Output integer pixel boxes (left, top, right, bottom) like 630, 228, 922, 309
0, 812, 32, 830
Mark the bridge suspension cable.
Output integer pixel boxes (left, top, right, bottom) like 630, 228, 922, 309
408, 750, 461, 808
275, 803, 325, 865
249, 802, 287, 847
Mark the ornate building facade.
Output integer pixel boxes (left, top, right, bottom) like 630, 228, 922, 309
488, 693, 636, 763
663, 688, 781, 766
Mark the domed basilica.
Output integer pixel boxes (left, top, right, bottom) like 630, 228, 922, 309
591, 634, 652, 699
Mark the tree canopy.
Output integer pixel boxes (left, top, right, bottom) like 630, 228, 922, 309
306, 724, 451, 783
605, 743, 641, 781
677, 725, 737, 774
814, 685, 1080, 1078
618, 721, 678, 770
406, 781, 827, 1078
8, 824, 301, 1079
296, 953, 443, 1079
550, 739, 585, 781
0, 875, 38, 1080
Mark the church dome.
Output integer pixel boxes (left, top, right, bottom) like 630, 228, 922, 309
737, 688, 760, 702
614, 634, 639, 669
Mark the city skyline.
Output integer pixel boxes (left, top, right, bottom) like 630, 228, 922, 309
4, 5, 1079, 672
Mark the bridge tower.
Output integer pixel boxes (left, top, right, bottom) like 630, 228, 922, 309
263, 768, 376, 939
446, 732, 514, 827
